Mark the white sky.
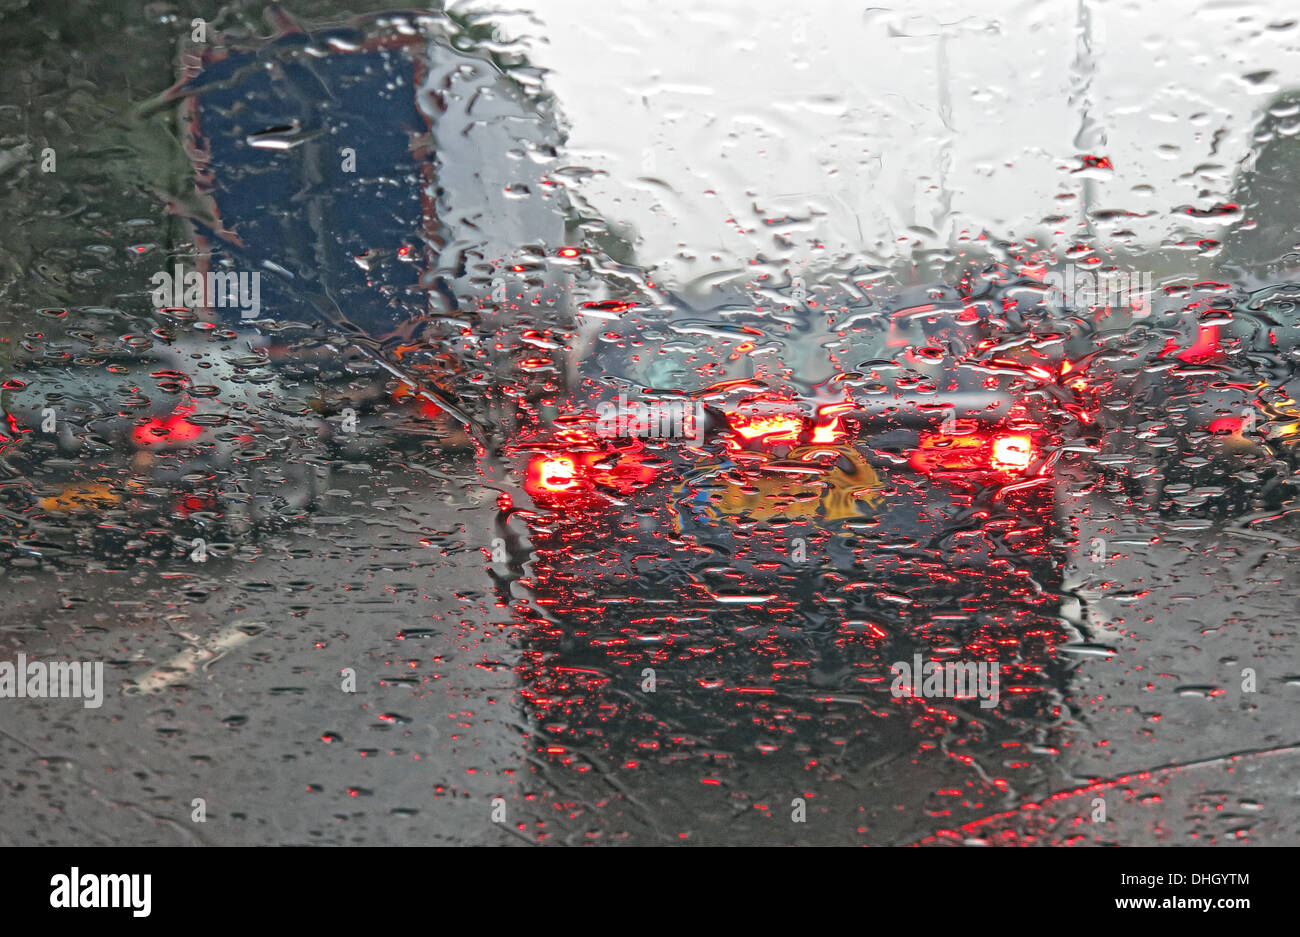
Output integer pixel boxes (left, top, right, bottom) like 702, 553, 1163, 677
462, 0, 1300, 285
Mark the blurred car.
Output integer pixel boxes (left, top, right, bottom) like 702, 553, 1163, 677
0, 326, 329, 563
480, 271, 1086, 768
503, 276, 1074, 578
1049, 273, 1300, 517
1038, 87, 1300, 519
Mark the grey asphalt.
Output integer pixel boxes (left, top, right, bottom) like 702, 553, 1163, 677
2, 454, 1297, 846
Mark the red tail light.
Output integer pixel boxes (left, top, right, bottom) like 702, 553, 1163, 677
391, 380, 444, 419
133, 404, 203, 448
990, 433, 1034, 472
526, 454, 579, 496
1207, 416, 1245, 435
909, 429, 987, 473
910, 421, 1038, 477
724, 398, 851, 450
727, 412, 803, 445
523, 444, 660, 505
810, 403, 852, 446
1177, 323, 1221, 363
1157, 323, 1222, 364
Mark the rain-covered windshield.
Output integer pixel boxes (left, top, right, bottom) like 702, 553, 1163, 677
2, 0, 1300, 864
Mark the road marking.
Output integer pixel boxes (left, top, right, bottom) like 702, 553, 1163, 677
129, 621, 265, 694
